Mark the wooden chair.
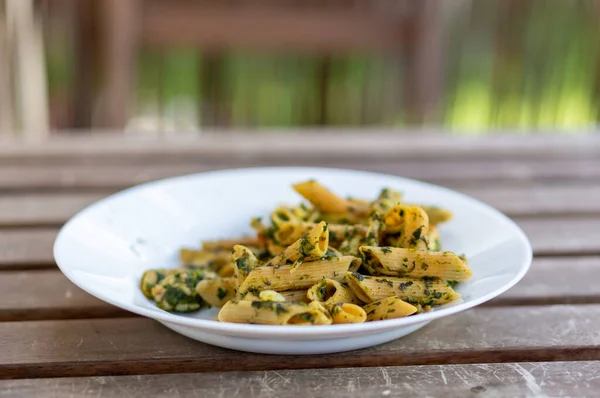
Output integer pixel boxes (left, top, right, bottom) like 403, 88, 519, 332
0, 0, 49, 139
86, 0, 443, 129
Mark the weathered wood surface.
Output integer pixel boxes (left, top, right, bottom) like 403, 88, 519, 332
2, 361, 599, 398
2, 159, 600, 190
1, 217, 598, 269
1, 184, 599, 227
1, 305, 599, 379
0, 132, 598, 392
2, 257, 598, 322
2, 132, 600, 162
0, 270, 130, 321
0, 229, 56, 268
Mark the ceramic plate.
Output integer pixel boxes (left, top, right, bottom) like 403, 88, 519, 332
54, 167, 532, 355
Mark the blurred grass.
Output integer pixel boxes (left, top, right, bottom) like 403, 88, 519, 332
46, 0, 600, 132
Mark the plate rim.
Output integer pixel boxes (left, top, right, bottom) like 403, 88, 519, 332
54, 166, 533, 338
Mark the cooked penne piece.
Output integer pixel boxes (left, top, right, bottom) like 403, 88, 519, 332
217, 262, 236, 278
278, 289, 310, 303
217, 300, 332, 325
410, 204, 453, 225
363, 296, 417, 321
196, 277, 236, 308
140, 268, 177, 299
272, 222, 368, 247
344, 272, 460, 305
329, 303, 367, 324
271, 206, 300, 227
370, 188, 403, 214
238, 256, 354, 296
359, 246, 471, 281
232, 245, 261, 289
202, 237, 261, 251
306, 278, 361, 307
293, 180, 353, 214
150, 269, 212, 312
265, 221, 329, 268
179, 249, 231, 269
259, 290, 287, 302
426, 226, 441, 251
383, 204, 429, 250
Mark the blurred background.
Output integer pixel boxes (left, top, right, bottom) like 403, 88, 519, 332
1, 0, 600, 137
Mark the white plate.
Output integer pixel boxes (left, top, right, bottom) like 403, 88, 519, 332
54, 167, 532, 355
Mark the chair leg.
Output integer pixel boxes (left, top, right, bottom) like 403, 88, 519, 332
6, 0, 49, 139
97, 0, 140, 129
0, 0, 14, 136
404, 0, 443, 125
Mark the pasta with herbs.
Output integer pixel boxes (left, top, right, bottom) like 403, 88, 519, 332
139, 179, 471, 325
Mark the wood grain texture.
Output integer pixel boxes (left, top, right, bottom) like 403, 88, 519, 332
0, 229, 56, 268
1, 217, 599, 269
2, 132, 599, 163
1, 305, 599, 378
0, 270, 130, 321
2, 361, 599, 397
2, 257, 598, 322
141, 1, 410, 52
1, 184, 599, 227
2, 159, 600, 191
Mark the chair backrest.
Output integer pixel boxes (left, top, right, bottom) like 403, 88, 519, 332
1, 0, 49, 139
94, 0, 442, 128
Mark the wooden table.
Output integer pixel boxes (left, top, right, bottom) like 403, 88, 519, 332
1, 131, 599, 397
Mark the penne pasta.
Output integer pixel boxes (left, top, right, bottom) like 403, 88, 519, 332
409, 204, 453, 225
265, 221, 329, 268
196, 277, 236, 308
359, 246, 472, 281
426, 225, 441, 251
238, 256, 354, 296
272, 222, 368, 247
363, 296, 417, 321
202, 236, 262, 251
344, 272, 460, 305
383, 204, 429, 250
293, 180, 353, 214
329, 303, 367, 324
150, 269, 212, 312
232, 245, 261, 292
179, 249, 231, 269
370, 188, 403, 215
139, 179, 470, 324
217, 262, 236, 278
217, 300, 332, 325
140, 268, 177, 299
259, 290, 287, 302
278, 289, 310, 303
306, 278, 361, 307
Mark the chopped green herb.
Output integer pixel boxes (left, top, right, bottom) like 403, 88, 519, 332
217, 287, 228, 300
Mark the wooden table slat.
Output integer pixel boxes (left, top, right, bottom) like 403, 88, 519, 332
2, 217, 598, 268
2, 159, 600, 191
2, 361, 599, 398
2, 257, 599, 322
1, 184, 600, 227
1, 305, 599, 379
2, 132, 600, 162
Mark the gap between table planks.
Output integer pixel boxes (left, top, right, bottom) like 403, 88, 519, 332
0, 256, 599, 322
1, 361, 599, 398
1, 305, 599, 379
1, 216, 599, 270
